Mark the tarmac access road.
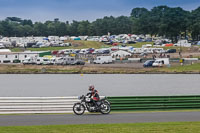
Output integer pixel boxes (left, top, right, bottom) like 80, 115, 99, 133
0, 111, 200, 126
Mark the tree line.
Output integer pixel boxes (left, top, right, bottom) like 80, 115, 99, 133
0, 6, 200, 42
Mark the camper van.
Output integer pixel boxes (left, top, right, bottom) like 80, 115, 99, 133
93, 56, 113, 64
36, 57, 51, 65
63, 57, 85, 65
23, 58, 36, 65
152, 58, 169, 67
42, 58, 51, 65
36, 57, 43, 65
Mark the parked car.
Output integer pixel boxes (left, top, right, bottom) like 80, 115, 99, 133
102, 49, 110, 54
166, 49, 176, 53
32, 45, 40, 48
139, 52, 148, 57
143, 60, 155, 67
87, 48, 95, 54
79, 49, 88, 54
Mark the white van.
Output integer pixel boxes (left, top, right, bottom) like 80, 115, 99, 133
152, 58, 169, 67
93, 56, 113, 64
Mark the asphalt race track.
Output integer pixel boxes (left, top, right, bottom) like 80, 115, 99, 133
0, 111, 200, 126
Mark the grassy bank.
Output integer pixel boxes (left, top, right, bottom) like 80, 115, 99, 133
1, 122, 200, 133
10, 41, 155, 52
0, 63, 199, 74
10, 40, 191, 53
10, 40, 107, 52
160, 63, 200, 73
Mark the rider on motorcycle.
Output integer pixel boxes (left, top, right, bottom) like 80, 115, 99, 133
87, 85, 100, 109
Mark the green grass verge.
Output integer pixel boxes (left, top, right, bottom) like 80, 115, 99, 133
10, 41, 193, 52
10, 41, 156, 52
1, 122, 200, 133
161, 63, 200, 72
11, 41, 108, 52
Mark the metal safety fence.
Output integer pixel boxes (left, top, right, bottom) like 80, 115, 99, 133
1, 95, 200, 114
107, 95, 200, 111
0, 97, 78, 114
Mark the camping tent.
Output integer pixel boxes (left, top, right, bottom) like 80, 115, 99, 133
74, 37, 81, 40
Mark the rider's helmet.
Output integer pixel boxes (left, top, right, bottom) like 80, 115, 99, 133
89, 84, 95, 91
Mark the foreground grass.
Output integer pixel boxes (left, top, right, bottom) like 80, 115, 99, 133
0, 63, 200, 74
160, 63, 200, 73
1, 122, 200, 133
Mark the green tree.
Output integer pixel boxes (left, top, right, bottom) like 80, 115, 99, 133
33, 22, 48, 36
0, 23, 4, 35
131, 8, 149, 18
190, 7, 200, 40
77, 20, 90, 35
69, 20, 80, 36
130, 7, 150, 35
24, 25, 33, 36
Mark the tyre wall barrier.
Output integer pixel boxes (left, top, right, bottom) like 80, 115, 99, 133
107, 95, 200, 111
0, 97, 79, 114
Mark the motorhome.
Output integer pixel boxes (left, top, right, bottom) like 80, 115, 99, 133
55, 57, 64, 65
23, 57, 36, 65
42, 58, 51, 65
36, 57, 51, 65
36, 57, 43, 65
63, 57, 85, 65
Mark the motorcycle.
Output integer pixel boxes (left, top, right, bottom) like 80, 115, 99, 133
73, 95, 111, 115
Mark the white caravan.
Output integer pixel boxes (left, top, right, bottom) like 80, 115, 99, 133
23, 57, 36, 65
174, 40, 191, 47
93, 56, 113, 64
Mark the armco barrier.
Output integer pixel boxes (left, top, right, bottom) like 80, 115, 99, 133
1, 95, 200, 114
107, 95, 200, 111
0, 97, 79, 114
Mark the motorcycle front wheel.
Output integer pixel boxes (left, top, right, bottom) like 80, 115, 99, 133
100, 102, 111, 114
73, 103, 85, 115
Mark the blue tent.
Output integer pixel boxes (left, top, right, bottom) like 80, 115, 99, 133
74, 37, 81, 40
